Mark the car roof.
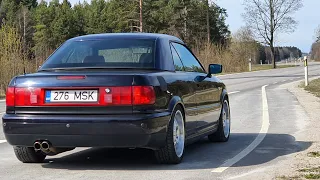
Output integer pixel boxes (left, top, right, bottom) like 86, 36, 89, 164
69, 33, 184, 44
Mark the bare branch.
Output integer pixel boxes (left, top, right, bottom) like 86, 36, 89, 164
242, 0, 302, 68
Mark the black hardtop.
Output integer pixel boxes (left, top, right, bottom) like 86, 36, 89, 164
69, 33, 184, 44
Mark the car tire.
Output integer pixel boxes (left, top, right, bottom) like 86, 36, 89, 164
208, 98, 230, 142
13, 146, 46, 163
154, 106, 185, 164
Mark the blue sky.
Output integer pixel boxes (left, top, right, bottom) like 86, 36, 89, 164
216, 0, 319, 53
44, 0, 319, 53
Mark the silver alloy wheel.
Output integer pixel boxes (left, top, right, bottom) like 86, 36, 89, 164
222, 100, 230, 138
173, 110, 185, 158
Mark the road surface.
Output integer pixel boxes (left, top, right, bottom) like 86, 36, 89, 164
1, 63, 320, 180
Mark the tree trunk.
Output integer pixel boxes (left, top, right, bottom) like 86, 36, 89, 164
269, 0, 276, 68
206, 0, 210, 43
139, 0, 143, 32
270, 45, 276, 68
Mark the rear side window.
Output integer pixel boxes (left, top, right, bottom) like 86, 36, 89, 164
172, 43, 205, 73
170, 44, 185, 71
40, 39, 155, 70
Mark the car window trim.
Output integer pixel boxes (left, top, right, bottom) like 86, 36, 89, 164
169, 42, 186, 72
170, 41, 207, 74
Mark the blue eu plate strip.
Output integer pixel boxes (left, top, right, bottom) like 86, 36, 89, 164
45, 91, 51, 102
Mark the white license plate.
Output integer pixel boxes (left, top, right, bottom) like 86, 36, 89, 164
45, 90, 98, 103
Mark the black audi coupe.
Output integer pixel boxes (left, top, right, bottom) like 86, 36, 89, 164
2, 33, 231, 164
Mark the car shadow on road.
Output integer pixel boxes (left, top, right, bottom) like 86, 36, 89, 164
41, 133, 312, 171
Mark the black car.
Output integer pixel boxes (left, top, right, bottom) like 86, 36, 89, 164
2, 33, 230, 164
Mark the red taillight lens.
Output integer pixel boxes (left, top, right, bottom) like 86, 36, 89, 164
6, 87, 15, 106
14, 87, 43, 106
133, 86, 156, 105
102, 86, 155, 105
103, 87, 132, 105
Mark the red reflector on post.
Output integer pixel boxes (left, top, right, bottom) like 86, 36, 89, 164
133, 86, 156, 105
6, 87, 15, 106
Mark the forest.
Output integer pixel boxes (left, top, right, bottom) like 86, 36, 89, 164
0, 0, 302, 93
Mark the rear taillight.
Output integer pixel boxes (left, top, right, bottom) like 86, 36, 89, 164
14, 87, 43, 106
6, 87, 15, 106
101, 86, 155, 105
133, 86, 156, 105
6, 86, 155, 107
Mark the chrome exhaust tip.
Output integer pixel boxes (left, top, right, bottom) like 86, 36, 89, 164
40, 141, 50, 151
34, 141, 41, 151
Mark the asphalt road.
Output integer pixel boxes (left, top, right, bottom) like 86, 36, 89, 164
1, 62, 320, 180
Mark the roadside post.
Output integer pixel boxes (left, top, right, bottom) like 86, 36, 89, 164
249, 58, 252, 72
304, 56, 308, 86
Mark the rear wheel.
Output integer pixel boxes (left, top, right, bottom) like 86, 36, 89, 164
154, 106, 185, 164
13, 146, 46, 163
208, 98, 230, 142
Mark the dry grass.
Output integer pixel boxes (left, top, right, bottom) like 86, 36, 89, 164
276, 175, 302, 180
0, 24, 49, 95
252, 64, 296, 71
307, 152, 320, 158
304, 79, 320, 97
304, 174, 320, 179
193, 42, 248, 73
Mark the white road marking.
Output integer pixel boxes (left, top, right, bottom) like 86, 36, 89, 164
273, 82, 278, 84
282, 80, 287, 82
229, 91, 240, 95
0, 140, 7, 144
0, 99, 5, 102
211, 85, 270, 173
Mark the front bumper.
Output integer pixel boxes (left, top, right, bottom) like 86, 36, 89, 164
2, 112, 171, 150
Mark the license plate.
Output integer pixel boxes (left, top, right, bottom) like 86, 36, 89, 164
45, 90, 98, 103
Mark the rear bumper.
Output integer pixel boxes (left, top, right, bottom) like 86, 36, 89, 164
2, 112, 171, 149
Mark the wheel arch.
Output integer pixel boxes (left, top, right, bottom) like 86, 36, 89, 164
220, 88, 229, 102
167, 96, 186, 122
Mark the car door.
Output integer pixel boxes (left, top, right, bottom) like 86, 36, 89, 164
171, 42, 221, 133
169, 43, 199, 137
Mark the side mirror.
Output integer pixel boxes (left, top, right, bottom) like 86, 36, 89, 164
208, 64, 222, 75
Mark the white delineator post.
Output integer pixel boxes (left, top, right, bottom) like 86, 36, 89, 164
249, 58, 252, 72
304, 56, 308, 86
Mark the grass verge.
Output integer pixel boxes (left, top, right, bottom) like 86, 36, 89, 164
304, 173, 320, 179
308, 152, 320, 158
252, 64, 297, 71
216, 64, 297, 76
303, 78, 320, 97
276, 175, 301, 180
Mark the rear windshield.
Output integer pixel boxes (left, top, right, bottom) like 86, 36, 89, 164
39, 39, 156, 70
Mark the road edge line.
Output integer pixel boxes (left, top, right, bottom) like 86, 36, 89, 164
211, 85, 270, 173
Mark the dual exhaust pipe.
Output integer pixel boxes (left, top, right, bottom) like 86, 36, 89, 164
33, 140, 74, 155
34, 141, 51, 152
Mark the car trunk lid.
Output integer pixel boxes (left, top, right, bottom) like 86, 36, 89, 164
7, 71, 156, 115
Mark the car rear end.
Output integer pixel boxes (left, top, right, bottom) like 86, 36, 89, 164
2, 37, 171, 151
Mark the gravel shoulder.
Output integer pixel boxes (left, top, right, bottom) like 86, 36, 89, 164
277, 77, 320, 179
229, 78, 320, 180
